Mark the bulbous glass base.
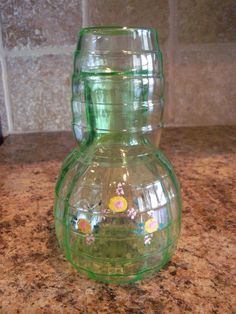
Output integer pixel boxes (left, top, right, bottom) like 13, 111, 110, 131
54, 144, 181, 284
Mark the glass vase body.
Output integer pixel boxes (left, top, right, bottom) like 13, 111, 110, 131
54, 27, 181, 284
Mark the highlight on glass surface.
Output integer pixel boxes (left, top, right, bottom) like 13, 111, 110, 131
54, 26, 182, 284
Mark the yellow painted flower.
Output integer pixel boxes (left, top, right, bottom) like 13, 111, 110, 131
77, 219, 92, 234
144, 218, 159, 233
108, 196, 128, 213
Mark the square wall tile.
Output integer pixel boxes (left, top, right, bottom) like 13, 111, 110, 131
0, 62, 8, 136
0, 0, 82, 49
173, 47, 236, 126
7, 55, 73, 132
86, 0, 169, 45
178, 0, 236, 43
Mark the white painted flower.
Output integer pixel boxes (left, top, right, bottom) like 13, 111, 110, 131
116, 182, 125, 196
127, 207, 137, 219
85, 234, 95, 245
144, 234, 153, 245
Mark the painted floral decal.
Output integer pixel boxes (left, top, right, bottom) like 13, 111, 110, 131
77, 219, 92, 234
127, 207, 137, 219
144, 218, 159, 233
116, 182, 125, 195
144, 234, 153, 245
71, 182, 162, 247
85, 234, 95, 245
108, 196, 128, 213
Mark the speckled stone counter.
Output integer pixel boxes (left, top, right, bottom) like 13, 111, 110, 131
1, 127, 235, 314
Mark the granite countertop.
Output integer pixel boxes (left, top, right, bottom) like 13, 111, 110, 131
1, 126, 235, 314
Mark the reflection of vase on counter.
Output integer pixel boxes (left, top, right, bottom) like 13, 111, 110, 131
54, 26, 182, 284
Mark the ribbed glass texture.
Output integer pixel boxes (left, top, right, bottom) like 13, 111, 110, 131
54, 27, 181, 284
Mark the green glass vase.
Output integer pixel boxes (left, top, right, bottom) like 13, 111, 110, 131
54, 27, 181, 284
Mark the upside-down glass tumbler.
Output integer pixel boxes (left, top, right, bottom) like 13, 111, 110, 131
54, 27, 182, 284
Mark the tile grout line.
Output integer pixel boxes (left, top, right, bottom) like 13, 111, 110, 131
0, 22, 13, 134
82, 0, 88, 27
8, 34, 182, 58
6, 45, 75, 58
178, 41, 236, 51
5, 41, 236, 59
166, 0, 178, 125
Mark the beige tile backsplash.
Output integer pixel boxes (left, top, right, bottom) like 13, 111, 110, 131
0, 0, 82, 49
7, 55, 72, 132
0, 0, 235, 135
86, 0, 169, 45
173, 47, 236, 126
177, 0, 236, 44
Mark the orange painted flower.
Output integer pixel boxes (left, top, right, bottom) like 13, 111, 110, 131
108, 196, 128, 213
144, 218, 159, 233
77, 219, 92, 234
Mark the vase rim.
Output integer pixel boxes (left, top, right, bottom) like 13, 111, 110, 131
80, 26, 157, 34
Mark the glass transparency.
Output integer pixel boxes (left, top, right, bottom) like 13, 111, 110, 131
54, 27, 181, 284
